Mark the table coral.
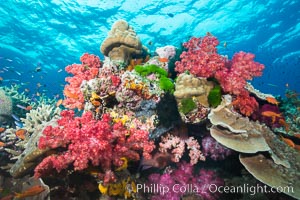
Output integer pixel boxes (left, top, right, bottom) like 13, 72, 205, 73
34, 110, 155, 183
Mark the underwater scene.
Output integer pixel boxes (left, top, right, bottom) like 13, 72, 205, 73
0, 0, 300, 200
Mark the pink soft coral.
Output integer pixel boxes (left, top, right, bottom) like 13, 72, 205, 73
215, 51, 264, 95
34, 110, 155, 182
147, 162, 224, 200
175, 36, 226, 78
63, 53, 101, 110
159, 133, 205, 165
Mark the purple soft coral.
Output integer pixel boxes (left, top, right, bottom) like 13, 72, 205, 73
146, 162, 224, 200
201, 135, 234, 161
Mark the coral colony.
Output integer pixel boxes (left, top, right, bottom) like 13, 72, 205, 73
0, 19, 300, 200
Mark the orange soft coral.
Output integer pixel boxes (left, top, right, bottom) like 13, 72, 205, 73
232, 91, 258, 116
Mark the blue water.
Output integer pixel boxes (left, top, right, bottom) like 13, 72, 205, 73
0, 0, 299, 98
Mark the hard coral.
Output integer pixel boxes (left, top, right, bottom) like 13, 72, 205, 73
100, 20, 146, 67
34, 110, 155, 181
63, 53, 101, 110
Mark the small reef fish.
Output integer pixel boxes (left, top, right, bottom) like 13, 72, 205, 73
265, 97, 279, 105
14, 185, 45, 199
261, 111, 281, 123
0, 127, 5, 133
158, 57, 169, 62
281, 137, 295, 148
15, 129, 27, 140
16, 104, 32, 111
11, 114, 21, 122
223, 41, 227, 48
267, 83, 278, 87
139, 152, 172, 170
0, 141, 5, 147
14, 121, 23, 128
278, 118, 289, 132
14, 71, 22, 76
56, 99, 63, 107
167, 13, 174, 17
64, 89, 78, 99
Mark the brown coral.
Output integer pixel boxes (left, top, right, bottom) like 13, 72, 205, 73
240, 153, 300, 200
174, 73, 214, 107
100, 20, 145, 67
207, 103, 300, 199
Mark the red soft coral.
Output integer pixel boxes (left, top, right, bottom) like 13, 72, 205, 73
232, 90, 259, 116
175, 36, 226, 78
63, 53, 101, 110
34, 110, 155, 182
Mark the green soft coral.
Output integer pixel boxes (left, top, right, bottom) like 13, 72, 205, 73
208, 85, 222, 107
134, 64, 174, 93
179, 98, 197, 114
134, 64, 168, 77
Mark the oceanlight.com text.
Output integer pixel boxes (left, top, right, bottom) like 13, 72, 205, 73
136, 183, 294, 196
209, 183, 294, 196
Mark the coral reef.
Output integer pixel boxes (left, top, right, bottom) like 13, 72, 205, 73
1, 20, 299, 200
21, 104, 61, 134
9, 118, 58, 178
63, 53, 101, 110
34, 110, 155, 183
208, 101, 300, 199
175, 34, 264, 116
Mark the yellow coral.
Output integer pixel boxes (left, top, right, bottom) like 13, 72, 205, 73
90, 92, 101, 102
116, 157, 128, 171
98, 177, 137, 199
98, 183, 108, 195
